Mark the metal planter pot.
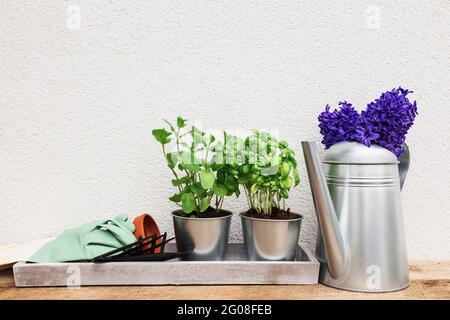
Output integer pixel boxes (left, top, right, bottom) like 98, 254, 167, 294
172, 210, 232, 261
240, 213, 303, 261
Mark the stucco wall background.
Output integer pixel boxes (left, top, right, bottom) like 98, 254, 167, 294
1, 1, 449, 259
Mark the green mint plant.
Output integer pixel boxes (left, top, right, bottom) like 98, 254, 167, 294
152, 117, 238, 216
235, 130, 300, 215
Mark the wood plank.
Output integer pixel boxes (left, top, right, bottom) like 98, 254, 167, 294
0, 261, 449, 300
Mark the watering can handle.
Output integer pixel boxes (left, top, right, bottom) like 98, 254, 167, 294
398, 143, 410, 191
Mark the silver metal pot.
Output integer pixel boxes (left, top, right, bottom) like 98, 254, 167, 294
240, 213, 303, 261
172, 210, 232, 261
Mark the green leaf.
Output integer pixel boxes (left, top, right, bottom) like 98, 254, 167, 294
292, 167, 300, 186
279, 140, 289, 149
281, 176, 292, 189
166, 152, 179, 169
237, 176, 250, 185
199, 170, 215, 189
171, 176, 190, 187
281, 162, 291, 178
210, 162, 224, 171
216, 170, 226, 183
191, 182, 205, 194
239, 164, 250, 175
177, 116, 186, 128
199, 197, 210, 212
169, 193, 182, 203
213, 183, 227, 197
152, 129, 171, 145
287, 153, 297, 166
225, 176, 237, 192
181, 192, 196, 213
182, 186, 191, 193
256, 176, 265, 184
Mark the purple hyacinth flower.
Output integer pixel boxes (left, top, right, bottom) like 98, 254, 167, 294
318, 87, 418, 157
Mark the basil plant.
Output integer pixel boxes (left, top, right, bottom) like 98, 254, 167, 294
234, 130, 300, 215
152, 117, 239, 217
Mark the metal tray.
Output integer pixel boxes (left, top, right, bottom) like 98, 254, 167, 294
13, 243, 319, 287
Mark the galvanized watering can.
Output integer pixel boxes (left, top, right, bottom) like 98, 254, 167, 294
302, 141, 410, 292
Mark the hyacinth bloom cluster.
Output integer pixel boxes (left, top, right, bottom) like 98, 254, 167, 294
318, 87, 418, 157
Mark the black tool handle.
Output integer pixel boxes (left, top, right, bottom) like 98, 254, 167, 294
96, 252, 190, 262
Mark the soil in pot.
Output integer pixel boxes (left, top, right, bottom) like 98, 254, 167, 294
243, 207, 300, 220
173, 207, 231, 219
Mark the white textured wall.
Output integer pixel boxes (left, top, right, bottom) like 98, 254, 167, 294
1, 1, 449, 260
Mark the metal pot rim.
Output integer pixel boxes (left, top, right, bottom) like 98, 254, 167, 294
239, 212, 303, 222
172, 209, 233, 221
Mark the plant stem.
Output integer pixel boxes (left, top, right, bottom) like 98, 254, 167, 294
257, 190, 262, 214
162, 144, 182, 193
218, 196, 224, 210
174, 126, 194, 189
243, 187, 252, 210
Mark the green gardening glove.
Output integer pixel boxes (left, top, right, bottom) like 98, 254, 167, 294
28, 215, 136, 263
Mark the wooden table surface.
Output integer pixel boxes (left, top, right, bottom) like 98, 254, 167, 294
0, 261, 448, 300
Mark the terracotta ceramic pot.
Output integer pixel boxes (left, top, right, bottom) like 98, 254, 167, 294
133, 213, 161, 253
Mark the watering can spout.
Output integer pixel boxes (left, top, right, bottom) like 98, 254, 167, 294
302, 141, 347, 279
